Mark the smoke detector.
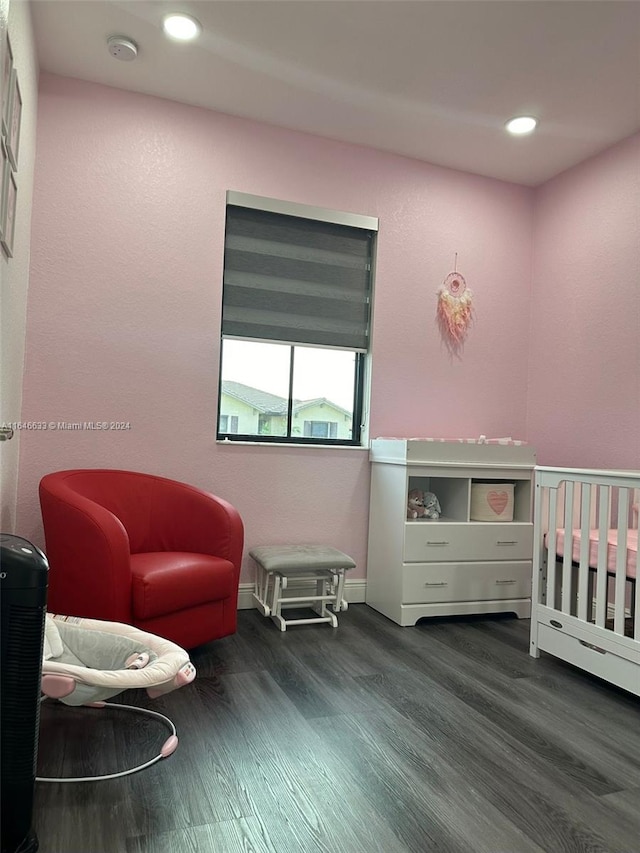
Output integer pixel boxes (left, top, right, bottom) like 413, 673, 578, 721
107, 36, 138, 61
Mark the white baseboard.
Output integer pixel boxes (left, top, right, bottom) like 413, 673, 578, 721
238, 578, 366, 610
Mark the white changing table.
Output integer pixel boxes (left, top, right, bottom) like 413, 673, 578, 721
249, 545, 356, 631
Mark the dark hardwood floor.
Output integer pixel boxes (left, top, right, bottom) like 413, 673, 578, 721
33, 605, 640, 853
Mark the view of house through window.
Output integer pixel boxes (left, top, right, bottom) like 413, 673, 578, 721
219, 340, 358, 441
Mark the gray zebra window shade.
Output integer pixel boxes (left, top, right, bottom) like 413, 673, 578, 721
222, 205, 374, 351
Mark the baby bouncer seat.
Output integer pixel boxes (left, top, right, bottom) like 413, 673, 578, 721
38, 614, 196, 782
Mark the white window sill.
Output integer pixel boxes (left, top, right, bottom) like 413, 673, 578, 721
216, 439, 369, 450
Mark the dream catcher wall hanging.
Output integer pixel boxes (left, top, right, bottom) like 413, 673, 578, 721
437, 257, 473, 352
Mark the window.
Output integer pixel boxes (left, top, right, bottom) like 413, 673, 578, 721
304, 421, 338, 439
218, 192, 377, 445
219, 414, 239, 433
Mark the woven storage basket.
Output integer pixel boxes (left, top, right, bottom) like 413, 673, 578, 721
470, 483, 514, 522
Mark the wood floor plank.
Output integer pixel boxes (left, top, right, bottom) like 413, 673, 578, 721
422, 618, 550, 678
373, 628, 633, 797
126, 817, 277, 853
267, 646, 393, 718
404, 627, 640, 793
599, 787, 640, 824
319, 708, 548, 853
354, 665, 640, 852
38, 700, 123, 781
31, 606, 640, 853
185, 669, 410, 853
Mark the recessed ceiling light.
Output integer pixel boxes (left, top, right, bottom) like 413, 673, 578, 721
162, 13, 201, 41
505, 116, 538, 136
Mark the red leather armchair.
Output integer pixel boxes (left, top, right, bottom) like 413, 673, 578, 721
39, 469, 244, 649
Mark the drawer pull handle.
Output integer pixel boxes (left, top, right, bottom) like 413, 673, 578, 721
426, 541, 449, 546
496, 540, 518, 546
495, 579, 516, 585
424, 582, 448, 587
579, 640, 606, 655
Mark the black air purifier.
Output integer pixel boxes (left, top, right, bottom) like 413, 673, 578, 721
1, 534, 48, 853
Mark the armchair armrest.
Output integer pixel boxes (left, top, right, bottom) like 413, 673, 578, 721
39, 475, 133, 622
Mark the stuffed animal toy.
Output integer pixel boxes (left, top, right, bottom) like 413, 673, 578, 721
422, 492, 441, 519
407, 489, 426, 519
407, 489, 441, 519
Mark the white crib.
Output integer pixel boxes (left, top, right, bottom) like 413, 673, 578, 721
530, 466, 640, 697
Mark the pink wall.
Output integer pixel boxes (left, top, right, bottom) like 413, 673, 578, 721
18, 74, 534, 580
528, 133, 640, 469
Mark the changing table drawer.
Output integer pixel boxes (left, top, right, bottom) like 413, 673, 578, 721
402, 561, 532, 604
403, 523, 533, 563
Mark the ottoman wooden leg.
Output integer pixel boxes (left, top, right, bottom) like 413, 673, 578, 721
270, 573, 288, 631
252, 565, 273, 617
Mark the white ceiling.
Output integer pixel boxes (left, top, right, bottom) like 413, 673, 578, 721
30, 0, 640, 186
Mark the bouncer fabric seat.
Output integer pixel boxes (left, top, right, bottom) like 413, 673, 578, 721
39, 469, 244, 650
41, 614, 195, 706
39, 614, 196, 783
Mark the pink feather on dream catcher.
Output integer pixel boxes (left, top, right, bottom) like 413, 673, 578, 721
437, 265, 473, 351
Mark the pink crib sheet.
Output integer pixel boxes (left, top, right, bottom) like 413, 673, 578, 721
546, 528, 638, 580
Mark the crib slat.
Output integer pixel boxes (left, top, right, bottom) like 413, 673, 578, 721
633, 492, 640, 641
562, 482, 574, 614
589, 484, 598, 527
613, 488, 629, 635
577, 484, 591, 621
594, 486, 610, 628
546, 488, 558, 608
635, 546, 640, 641
531, 481, 544, 612
572, 482, 584, 527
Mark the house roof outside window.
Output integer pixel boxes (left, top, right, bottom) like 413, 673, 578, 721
221, 381, 351, 418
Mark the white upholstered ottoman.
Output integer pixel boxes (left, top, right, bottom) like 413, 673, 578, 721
249, 545, 356, 631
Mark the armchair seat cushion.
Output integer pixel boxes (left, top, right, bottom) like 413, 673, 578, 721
130, 552, 236, 620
